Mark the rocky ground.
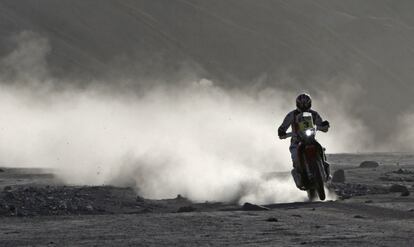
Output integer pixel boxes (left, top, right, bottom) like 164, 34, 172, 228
0, 153, 413, 246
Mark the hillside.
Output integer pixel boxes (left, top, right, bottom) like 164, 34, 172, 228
1, 0, 414, 135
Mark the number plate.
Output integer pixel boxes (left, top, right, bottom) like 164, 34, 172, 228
297, 113, 314, 131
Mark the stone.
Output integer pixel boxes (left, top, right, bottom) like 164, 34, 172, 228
332, 169, 345, 183
359, 161, 379, 168
401, 190, 410, 197
136, 196, 145, 202
389, 184, 408, 193
177, 206, 196, 213
241, 203, 269, 211
176, 194, 185, 200
266, 217, 278, 222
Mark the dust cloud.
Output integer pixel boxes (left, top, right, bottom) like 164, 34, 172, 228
0, 32, 372, 204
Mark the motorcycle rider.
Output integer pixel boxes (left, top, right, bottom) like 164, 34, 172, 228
278, 93, 331, 189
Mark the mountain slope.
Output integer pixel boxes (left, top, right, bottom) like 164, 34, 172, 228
0, 0, 413, 137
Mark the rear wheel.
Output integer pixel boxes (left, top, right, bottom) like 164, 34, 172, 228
307, 189, 317, 201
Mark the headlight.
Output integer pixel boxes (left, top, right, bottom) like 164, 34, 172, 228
305, 129, 314, 137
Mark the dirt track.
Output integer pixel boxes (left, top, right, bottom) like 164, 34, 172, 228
0, 198, 412, 246
0, 153, 413, 246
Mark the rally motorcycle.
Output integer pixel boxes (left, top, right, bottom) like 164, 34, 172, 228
281, 112, 329, 201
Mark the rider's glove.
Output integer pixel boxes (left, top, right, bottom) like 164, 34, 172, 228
321, 120, 330, 128
278, 127, 286, 137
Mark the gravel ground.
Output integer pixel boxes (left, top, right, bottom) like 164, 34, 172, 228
0, 153, 413, 246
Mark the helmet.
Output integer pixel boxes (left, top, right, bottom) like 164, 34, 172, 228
296, 93, 312, 112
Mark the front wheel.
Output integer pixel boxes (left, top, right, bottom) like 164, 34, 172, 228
315, 164, 326, 200
302, 143, 326, 201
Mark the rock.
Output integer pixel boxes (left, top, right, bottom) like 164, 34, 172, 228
140, 208, 152, 213
359, 161, 379, 168
354, 215, 364, 219
241, 203, 269, 211
176, 194, 185, 200
401, 190, 410, 197
266, 217, 278, 222
4, 191, 15, 200
85, 205, 94, 211
136, 196, 145, 202
3, 186, 12, 192
177, 206, 196, 213
365, 200, 373, 203
0, 168, 4, 172
393, 168, 414, 174
339, 194, 352, 200
389, 184, 408, 193
8, 205, 17, 216
173, 194, 191, 203
332, 169, 345, 183
16, 210, 27, 217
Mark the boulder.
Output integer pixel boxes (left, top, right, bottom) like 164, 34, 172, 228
140, 208, 152, 213
174, 194, 191, 203
359, 161, 379, 168
339, 194, 352, 200
266, 217, 278, 222
389, 184, 408, 193
136, 195, 145, 202
241, 202, 269, 211
393, 168, 414, 174
177, 206, 196, 213
332, 169, 345, 183
176, 194, 185, 200
401, 190, 410, 197
3, 186, 12, 192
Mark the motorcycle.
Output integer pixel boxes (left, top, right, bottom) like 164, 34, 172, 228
280, 112, 328, 201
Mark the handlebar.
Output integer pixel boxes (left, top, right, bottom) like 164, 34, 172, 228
280, 125, 329, 140
279, 132, 293, 139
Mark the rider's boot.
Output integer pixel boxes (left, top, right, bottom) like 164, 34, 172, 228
291, 167, 306, 190
323, 161, 332, 181
321, 147, 331, 181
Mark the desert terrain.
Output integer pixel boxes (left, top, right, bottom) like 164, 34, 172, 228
0, 153, 413, 246
0, 1, 414, 246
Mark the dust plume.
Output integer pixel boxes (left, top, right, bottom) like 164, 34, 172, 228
0, 32, 369, 204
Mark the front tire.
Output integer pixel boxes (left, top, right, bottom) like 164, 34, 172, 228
302, 143, 326, 201
315, 163, 326, 200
